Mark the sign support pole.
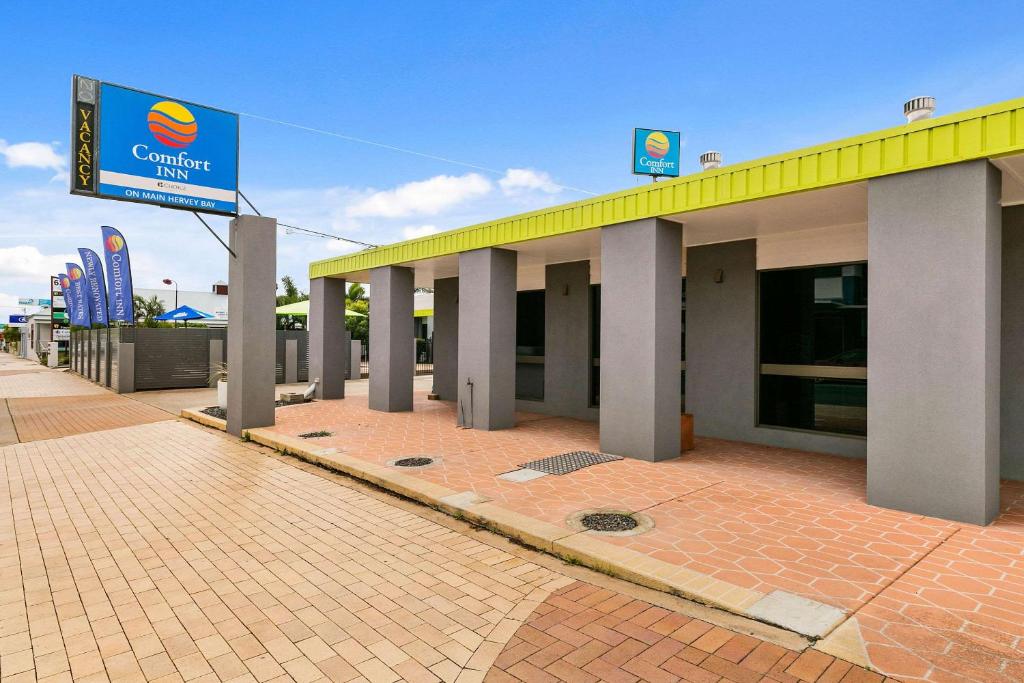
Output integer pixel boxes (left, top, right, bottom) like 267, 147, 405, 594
226, 214, 277, 436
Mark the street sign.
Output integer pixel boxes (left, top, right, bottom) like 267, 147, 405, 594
17, 297, 33, 305
8, 315, 28, 325
71, 75, 239, 215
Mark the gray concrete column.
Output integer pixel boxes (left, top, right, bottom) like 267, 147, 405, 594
284, 339, 298, 384
544, 261, 592, 420
226, 215, 277, 437
309, 277, 348, 399
116, 342, 134, 394
349, 339, 362, 379
432, 277, 459, 400
208, 339, 223, 387
369, 266, 414, 412
600, 219, 681, 460
1002, 205, 1024, 480
868, 160, 1001, 524
458, 248, 517, 430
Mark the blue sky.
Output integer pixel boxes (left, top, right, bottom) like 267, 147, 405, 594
2, 1, 1024, 315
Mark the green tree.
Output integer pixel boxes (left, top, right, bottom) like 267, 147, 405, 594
133, 295, 166, 327
346, 298, 369, 343
347, 282, 366, 301
276, 275, 309, 307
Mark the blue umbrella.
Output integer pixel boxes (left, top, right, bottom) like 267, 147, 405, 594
154, 305, 215, 327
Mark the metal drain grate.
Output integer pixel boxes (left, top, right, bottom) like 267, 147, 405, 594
394, 457, 434, 467
518, 451, 622, 475
581, 513, 638, 532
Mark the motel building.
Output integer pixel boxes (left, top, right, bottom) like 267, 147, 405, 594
305, 96, 1024, 526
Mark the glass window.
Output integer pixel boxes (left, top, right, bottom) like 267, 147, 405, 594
759, 375, 866, 436
760, 264, 866, 366
759, 264, 867, 436
516, 290, 544, 401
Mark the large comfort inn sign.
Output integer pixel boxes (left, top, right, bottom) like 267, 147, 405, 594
71, 75, 239, 215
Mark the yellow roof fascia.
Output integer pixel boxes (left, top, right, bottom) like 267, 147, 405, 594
311, 96, 1024, 280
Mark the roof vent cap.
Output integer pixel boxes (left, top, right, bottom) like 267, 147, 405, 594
904, 96, 936, 123
700, 151, 722, 170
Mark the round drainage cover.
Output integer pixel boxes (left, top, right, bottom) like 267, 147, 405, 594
394, 457, 434, 467
580, 512, 638, 532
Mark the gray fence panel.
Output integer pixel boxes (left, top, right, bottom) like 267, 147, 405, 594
98, 328, 109, 387
109, 328, 120, 390
275, 332, 286, 384
133, 328, 212, 390
298, 334, 309, 382
273, 331, 309, 384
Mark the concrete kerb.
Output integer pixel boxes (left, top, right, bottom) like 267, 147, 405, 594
179, 407, 851, 641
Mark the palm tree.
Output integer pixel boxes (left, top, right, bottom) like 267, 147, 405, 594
133, 295, 165, 327
347, 283, 367, 301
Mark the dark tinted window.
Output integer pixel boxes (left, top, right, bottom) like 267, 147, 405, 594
759, 375, 866, 436
760, 264, 866, 366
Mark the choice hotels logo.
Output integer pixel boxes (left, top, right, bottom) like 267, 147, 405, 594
645, 131, 670, 159
147, 101, 198, 149
69, 266, 84, 280
105, 234, 125, 253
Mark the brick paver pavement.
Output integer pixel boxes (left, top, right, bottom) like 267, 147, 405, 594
0, 356, 888, 682
485, 581, 898, 683
265, 391, 1024, 682
1, 420, 583, 682
7, 395, 174, 443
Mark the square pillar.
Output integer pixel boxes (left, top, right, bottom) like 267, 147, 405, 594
284, 339, 298, 384
544, 261, 592, 420
600, 218, 681, 461
868, 160, 1001, 524
349, 339, 362, 379
458, 248, 516, 430
227, 215, 277, 437
369, 266, 414, 411
309, 277, 348, 399
432, 277, 459, 400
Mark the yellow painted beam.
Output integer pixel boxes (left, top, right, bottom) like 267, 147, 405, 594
311, 97, 1024, 280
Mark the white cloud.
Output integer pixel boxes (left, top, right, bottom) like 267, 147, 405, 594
0, 140, 66, 176
0, 245, 79, 280
402, 224, 440, 240
499, 168, 560, 196
347, 173, 492, 218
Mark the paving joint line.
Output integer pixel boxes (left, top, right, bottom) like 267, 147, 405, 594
629, 479, 726, 515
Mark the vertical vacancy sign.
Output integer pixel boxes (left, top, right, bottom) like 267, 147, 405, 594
70, 75, 238, 215
72, 76, 97, 193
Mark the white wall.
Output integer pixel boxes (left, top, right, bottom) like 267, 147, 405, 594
135, 288, 229, 326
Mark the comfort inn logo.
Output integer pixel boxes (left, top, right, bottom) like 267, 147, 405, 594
147, 101, 198, 148
105, 234, 125, 253
645, 131, 670, 159
69, 266, 84, 280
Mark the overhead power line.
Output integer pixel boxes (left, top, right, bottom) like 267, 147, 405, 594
238, 111, 598, 196
280, 223, 378, 249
